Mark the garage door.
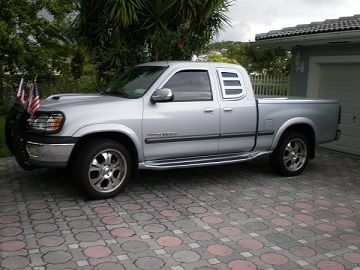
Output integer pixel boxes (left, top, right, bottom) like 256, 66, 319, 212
318, 63, 360, 156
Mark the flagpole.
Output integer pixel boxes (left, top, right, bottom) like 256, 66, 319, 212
18, 78, 24, 91
16, 77, 25, 106
27, 76, 40, 116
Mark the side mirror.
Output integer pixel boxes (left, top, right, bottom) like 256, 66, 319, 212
151, 88, 174, 103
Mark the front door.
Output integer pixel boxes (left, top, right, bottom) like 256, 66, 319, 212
143, 68, 220, 160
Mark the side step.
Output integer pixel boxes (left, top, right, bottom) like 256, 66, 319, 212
139, 151, 270, 170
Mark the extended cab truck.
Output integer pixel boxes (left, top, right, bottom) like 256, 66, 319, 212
5, 62, 341, 199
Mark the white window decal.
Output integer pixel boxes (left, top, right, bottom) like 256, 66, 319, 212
217, 68, 246, 99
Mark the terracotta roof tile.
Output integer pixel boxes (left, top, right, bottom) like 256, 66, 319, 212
256, 14, 360, 41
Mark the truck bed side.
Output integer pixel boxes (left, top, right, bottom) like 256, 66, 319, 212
255, 98, 340, 152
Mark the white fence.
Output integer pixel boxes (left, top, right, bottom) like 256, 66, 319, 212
250, 74, 289, 97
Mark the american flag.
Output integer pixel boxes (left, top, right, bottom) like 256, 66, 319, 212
27, 81, 40, 116
16, 78, 25, 104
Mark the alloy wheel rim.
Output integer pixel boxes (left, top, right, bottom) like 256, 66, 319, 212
88, 149, 127, 193
283, 138, 307, 172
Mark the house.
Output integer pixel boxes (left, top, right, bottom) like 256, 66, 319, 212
255, 15, 360, 156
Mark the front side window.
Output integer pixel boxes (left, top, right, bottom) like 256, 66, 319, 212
163, 70, 212, 102
105, 66, 168, 99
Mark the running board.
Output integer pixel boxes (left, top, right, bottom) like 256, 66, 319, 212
138, 151, 270, 170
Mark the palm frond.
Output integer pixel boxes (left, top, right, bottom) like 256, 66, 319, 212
107, 0, 142, 27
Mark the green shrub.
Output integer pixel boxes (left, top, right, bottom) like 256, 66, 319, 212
0, 105, 11, 115
0, 115, 11, 157
40, 74, 100, 99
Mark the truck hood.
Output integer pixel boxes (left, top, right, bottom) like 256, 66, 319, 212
40, 93, 128, 111
38, 93, 143, 136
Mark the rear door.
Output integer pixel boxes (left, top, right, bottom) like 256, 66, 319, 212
217, 68, 257, 153
142, 67, 220, 160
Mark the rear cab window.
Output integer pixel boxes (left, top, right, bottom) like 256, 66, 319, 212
217, 68, 246, 100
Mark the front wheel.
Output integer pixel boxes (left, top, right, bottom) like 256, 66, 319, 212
270, 132, 309, 176
73, 140, 132, 199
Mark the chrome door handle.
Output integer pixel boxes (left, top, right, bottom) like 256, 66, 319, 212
204, 108, 214, 114
224, 107, 233, 112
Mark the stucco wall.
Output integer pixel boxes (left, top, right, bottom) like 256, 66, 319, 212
289, 44, 360, 96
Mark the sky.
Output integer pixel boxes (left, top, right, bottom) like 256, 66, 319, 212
218, 0, 360, 41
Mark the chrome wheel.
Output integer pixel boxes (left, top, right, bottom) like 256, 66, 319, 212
283, 138, 307, 172
88, 149, 127, 193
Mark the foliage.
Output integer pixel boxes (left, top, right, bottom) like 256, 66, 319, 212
0, 115, 10, 157
0, 0, 82, 107
0, 0, 75, 78
74, 0, 232, 81
0, 1, 106, 107
209, 41, 291, 76
208, 53, 238, 64
0, 0, 233, 108
0, 105, 11, 115
40, 73, 98, 98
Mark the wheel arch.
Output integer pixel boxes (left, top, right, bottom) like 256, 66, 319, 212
68, 131, 141, 170
271, 118, 316, 159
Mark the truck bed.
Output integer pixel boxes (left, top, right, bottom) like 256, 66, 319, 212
255, 97, 340, 152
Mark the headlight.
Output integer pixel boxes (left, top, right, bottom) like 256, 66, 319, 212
29, 113, 65, 133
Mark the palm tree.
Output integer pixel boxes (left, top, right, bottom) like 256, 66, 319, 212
74, 0, 231, 74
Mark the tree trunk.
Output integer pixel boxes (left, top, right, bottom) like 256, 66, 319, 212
153, 43, 160, 61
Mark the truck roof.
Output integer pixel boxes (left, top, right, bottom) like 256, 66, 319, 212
138, 61, 244, 70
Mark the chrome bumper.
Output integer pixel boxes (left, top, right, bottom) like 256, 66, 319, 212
26, 141, 75, 163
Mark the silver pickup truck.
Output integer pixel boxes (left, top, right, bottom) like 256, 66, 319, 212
6, 62, 341, 199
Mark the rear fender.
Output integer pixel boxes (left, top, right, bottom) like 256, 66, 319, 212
270, 117, 316, 151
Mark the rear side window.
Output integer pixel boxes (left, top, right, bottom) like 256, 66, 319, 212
163, 70, 212, 102
217, 68, 246, 99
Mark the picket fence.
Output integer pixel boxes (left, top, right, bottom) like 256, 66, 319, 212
250, 74, 289, 97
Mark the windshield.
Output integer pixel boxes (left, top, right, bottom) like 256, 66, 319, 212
105, 66, 168, 98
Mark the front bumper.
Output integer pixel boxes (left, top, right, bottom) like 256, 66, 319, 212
25, 140, 75, 167
5, 104, 77, 169
11, 135, 77, 169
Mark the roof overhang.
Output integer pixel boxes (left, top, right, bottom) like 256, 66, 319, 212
255, 30, 360, 50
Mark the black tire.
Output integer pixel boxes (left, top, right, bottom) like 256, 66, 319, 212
270, 132, 309, 176
73, 139, 132, 199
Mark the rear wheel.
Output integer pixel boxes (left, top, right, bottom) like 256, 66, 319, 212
73, 140, 132, 199
270, 132, 309, 176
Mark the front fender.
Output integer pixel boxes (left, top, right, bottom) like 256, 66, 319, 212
72, 123, 143, 161
270, 117, 317, 151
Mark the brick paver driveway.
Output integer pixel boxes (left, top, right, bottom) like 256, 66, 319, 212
0, 149, 359, 270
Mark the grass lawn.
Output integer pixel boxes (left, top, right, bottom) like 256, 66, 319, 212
0, 115, 11, 157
